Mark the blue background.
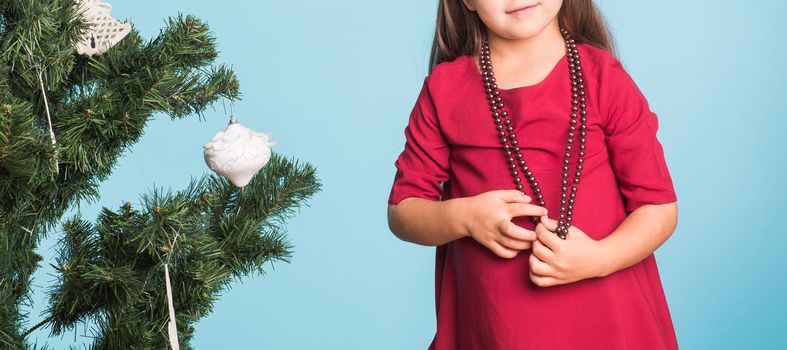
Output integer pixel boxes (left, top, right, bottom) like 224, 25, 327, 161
24, 0, 786, 348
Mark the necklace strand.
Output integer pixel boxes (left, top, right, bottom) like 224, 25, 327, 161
479, 27, 587, 240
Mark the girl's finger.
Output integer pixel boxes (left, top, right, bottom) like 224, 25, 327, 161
528, 252, 555, 277
488, 240, 520, 259
498, 234, 532, 251
499, 220, 536, 241
507, 202, 548, 219
540, 215, 559, 231
534, 222, 562, 252
497, 190, 532, 203
528, 270, 560, 288
531, 239, 555, 263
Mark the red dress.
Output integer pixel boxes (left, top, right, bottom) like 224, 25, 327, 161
388, 43, 679, 349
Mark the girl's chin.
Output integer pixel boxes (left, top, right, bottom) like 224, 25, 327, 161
489, 29, 546, 41
487, 21, 553, 39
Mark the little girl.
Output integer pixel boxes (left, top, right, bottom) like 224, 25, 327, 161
387, 0, 679, 349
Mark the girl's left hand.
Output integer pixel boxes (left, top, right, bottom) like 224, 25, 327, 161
528, 216, 609, 287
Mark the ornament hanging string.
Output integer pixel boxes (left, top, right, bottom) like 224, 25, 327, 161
220, 97, 236, 125
164, 262, 180, 350
22, 43, 59, 175
152, 228, 182, 350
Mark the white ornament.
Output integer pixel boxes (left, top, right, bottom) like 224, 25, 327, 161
203, 117, 276, 188
73, 0, 132, 56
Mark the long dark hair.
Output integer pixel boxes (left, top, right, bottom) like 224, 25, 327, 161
429, 0, 617, 72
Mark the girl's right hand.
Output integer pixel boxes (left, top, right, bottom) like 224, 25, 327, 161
458, 190, 548, 259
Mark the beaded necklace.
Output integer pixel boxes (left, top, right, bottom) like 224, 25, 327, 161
478, 28, 587, 239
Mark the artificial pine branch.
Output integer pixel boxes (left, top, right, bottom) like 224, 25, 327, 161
42, 153, 318, 349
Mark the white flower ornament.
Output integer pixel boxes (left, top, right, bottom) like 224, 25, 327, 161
203, 117, 276, 188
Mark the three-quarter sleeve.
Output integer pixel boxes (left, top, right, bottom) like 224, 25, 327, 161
388, 77, 451, 205
598, 56, 677, 214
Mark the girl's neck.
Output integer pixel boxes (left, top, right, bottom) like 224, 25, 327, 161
486, 20, 566, 68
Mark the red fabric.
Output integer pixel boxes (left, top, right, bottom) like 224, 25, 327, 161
388, 43, 679, 349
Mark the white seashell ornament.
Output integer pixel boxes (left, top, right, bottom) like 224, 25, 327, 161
203, 116, 276, 188
73, 0, 132, 56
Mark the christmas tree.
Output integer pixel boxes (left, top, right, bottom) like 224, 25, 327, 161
0, 0, 321, 348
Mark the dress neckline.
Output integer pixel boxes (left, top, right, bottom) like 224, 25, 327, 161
466, 49, 570, 93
